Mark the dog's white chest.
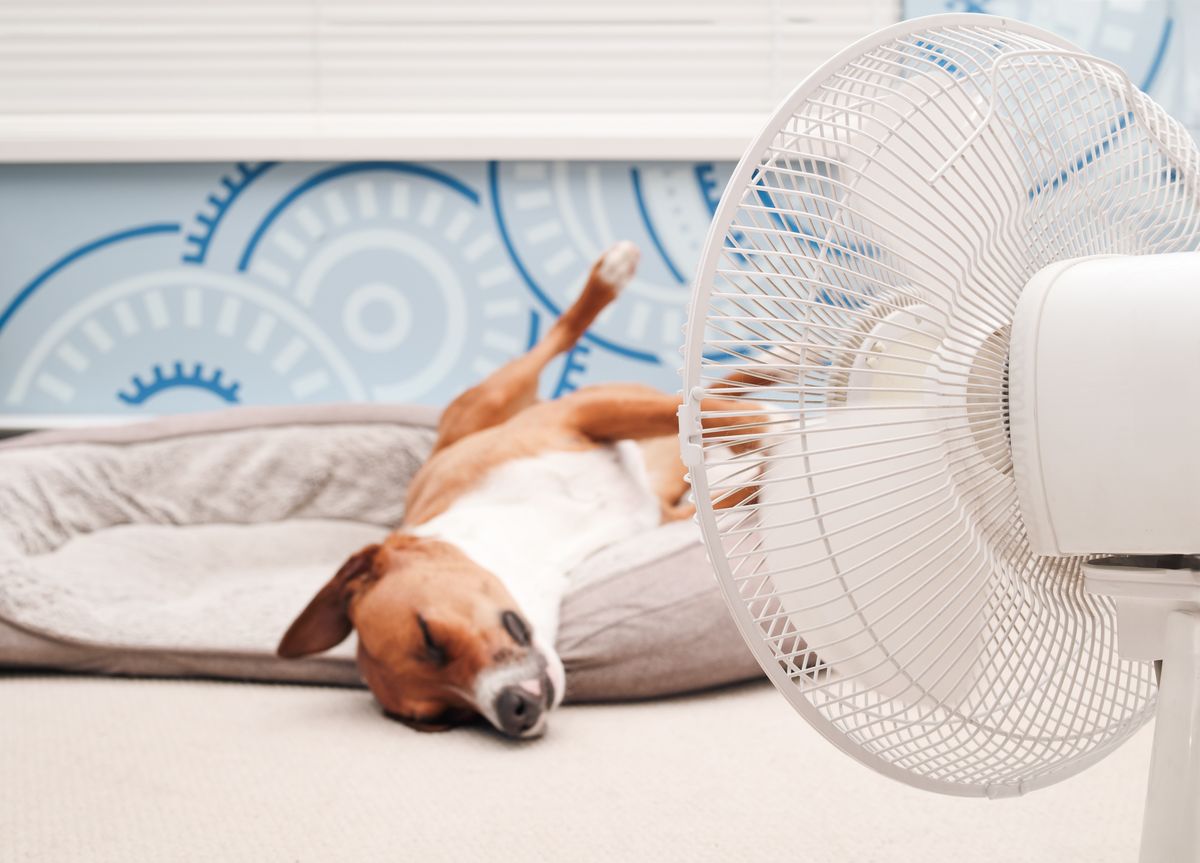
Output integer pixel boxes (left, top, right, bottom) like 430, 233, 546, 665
410, 441, 660, 641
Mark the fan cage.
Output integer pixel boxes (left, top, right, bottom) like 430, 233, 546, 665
681, 14, 1200, 796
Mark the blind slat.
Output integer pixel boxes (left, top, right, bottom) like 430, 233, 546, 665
0, 0, 899, 116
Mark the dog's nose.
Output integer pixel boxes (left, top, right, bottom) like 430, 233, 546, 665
495, 684, 545, 737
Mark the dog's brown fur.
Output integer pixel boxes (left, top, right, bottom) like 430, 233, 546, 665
278, 243, 763, 733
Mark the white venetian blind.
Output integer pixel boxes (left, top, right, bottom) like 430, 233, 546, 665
0, 0, 900, 159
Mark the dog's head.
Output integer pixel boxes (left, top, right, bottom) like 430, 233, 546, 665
277, 536, 564, 738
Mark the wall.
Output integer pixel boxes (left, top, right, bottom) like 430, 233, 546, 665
0, 160, 732, 417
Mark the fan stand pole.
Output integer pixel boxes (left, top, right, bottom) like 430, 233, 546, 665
1140, 610, 1200, 863
1082, 560, 1200, 863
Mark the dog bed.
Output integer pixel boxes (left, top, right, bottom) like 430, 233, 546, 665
0, 404, 761, 701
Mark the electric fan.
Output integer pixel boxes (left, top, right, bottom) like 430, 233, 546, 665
678, 13, 1200, 863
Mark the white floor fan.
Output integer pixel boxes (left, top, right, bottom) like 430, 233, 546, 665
679, 14, 1200, 863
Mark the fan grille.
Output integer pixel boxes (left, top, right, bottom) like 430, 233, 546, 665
683, 17, 1200, 795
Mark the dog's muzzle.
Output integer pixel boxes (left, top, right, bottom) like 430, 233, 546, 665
494, 674, 554, 737
476, 642, 565, 739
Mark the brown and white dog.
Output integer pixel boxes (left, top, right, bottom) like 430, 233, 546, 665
277, 242, 754, 738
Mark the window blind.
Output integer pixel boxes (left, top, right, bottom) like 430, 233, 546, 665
0, 0, 900, 159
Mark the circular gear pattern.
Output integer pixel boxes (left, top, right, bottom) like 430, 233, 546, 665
236, 163, 530, 402
0, 158, 736, 416
490, 160, 734, 368
6, 268, 366, 413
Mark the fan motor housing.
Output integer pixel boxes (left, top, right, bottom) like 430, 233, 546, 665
1009, 252, 1200, 556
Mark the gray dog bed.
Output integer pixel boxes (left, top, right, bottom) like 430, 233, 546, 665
0, 404, 760, 701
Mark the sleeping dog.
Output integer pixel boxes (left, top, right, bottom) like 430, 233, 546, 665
277, 242, 755, 738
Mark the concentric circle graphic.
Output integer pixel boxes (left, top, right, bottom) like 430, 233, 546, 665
5, 268, 367, 413
234, 163, 531, 402
489, 160, 734, 367
343, 282, 413, 354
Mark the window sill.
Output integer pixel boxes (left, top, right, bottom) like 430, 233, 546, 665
0, 112, 762, 162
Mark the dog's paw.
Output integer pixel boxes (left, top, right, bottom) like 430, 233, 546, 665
596, 241, 639, 293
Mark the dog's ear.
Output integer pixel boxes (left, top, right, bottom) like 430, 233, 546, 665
277, 543, 382, 659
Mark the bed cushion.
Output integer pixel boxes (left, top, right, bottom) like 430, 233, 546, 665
0, 404, 760, 700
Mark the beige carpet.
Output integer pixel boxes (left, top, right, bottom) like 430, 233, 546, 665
0, 675, 1150, 863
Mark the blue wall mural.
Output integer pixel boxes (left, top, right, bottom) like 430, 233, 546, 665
0, 160, 733, 416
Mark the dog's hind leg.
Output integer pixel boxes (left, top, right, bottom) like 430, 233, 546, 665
636, 435, 694, 522
431, 241, 639, 453
634, 369, 787, 519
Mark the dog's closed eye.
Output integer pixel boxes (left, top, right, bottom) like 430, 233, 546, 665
502, 610, 531, 647
415, 614, 447, 666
